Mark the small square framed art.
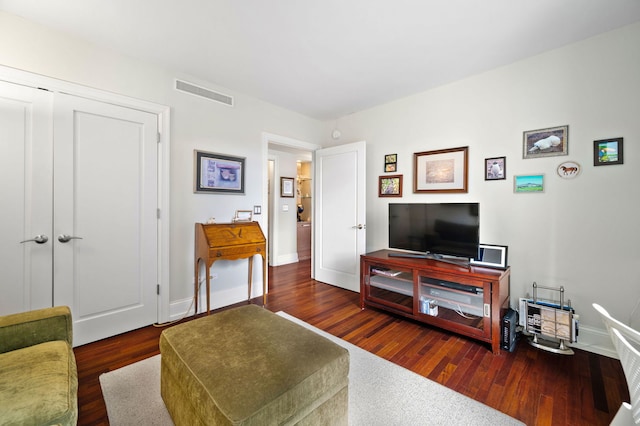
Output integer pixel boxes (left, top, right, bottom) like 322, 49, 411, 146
593, 137, 623, 166
379, 174, 403, 197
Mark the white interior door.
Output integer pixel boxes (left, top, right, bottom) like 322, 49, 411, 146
0, 81, 53, 315
53, 93, 159, 346
314, 141, 366, 292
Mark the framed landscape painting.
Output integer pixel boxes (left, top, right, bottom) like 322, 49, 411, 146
514, 174, 544, 193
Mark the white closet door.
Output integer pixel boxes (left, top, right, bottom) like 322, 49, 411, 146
53, 93, 159, 346
0, 81, 53, 315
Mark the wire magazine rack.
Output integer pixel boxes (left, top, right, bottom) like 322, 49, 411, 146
525, 282, 577, 355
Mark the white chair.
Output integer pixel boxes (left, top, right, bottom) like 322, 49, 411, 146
593, 303, 640, 425
594, 304, 640, 341
610, 327, 640, 424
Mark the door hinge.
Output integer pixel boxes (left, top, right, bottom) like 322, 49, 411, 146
157, 132, 161, 143
157, 208, 161, 219
157, 284, 160, 295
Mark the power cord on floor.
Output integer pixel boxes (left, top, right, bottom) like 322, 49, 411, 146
152, 278, 203, 327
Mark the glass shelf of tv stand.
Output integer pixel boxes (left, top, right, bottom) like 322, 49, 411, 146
418, 277, 486, 332
367, 267, 413, 312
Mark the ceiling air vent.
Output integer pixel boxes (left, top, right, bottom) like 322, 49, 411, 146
175, 79, 233, 107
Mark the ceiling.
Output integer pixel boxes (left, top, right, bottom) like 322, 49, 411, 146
2, 0, 640, 120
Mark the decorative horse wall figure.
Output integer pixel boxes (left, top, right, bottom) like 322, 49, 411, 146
559, 165, 578, 175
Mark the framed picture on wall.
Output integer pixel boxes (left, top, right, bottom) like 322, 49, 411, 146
593, 137, 623, 166
379, 174, 403, 197
485, 156, 506, 180
384, 154, 397, 172
523, 125, 568, 159
194, 150, 245, 194
280, 177, 295, 197
514, 174, 544, 193
414, 146, 468, 193
557, 161, 581, 178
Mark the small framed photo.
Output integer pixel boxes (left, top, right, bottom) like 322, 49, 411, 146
194, 150, 245, 194
414, 146, 468, 193
384, 154, 397, 172
594, 137, 623, 166
485, 157, 506, 180
523, 125, 568, 159
280, 177, 295, 197
379, 174, 403, 197
233, 210, 253, 222
470, 244, 508, 269
514, 174, 545, 193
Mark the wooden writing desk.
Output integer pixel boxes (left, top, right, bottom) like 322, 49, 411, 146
194, 222, 267, 315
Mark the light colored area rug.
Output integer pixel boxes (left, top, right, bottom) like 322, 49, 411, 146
100, 311, 523, 425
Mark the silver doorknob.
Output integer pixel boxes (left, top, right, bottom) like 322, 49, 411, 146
20, 234, 49, 244
352, 224, 366, 230
58, 234, 83, 243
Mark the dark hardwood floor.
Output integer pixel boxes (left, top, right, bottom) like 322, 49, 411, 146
74, 259, 628, 425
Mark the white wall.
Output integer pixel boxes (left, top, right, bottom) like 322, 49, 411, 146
327, 22, 640, 356
0, 11, 325, 318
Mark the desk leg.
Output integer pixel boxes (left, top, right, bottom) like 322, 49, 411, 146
262, 256, 267, 305
194, 258, 199, 316
248, 257, 254, 301
205, 269, 211, 315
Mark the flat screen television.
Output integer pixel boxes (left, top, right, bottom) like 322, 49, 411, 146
389, 203, 479, 259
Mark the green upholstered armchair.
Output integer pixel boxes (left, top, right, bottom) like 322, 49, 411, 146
0, 306, 78, 426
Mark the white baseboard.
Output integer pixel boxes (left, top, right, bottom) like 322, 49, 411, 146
519, 325, 617, 358
166, 285, 266, 322
271, 253, 299, 266
568, 324, 617, 359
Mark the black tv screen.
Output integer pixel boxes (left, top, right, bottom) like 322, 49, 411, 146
389, 203, 479, 259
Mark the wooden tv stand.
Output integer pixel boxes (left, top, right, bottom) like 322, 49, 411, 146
360, 250, 510, 354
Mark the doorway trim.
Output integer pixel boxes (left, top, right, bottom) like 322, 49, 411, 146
0, 65, 172, 324
261, 132, 321, 276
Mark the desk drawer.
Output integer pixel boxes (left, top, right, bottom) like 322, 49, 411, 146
210, 244, 264, 260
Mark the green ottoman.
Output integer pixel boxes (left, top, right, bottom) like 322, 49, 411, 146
160, 305, 349, 425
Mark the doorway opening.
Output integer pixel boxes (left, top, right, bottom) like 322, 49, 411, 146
261, 133, 320, 274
